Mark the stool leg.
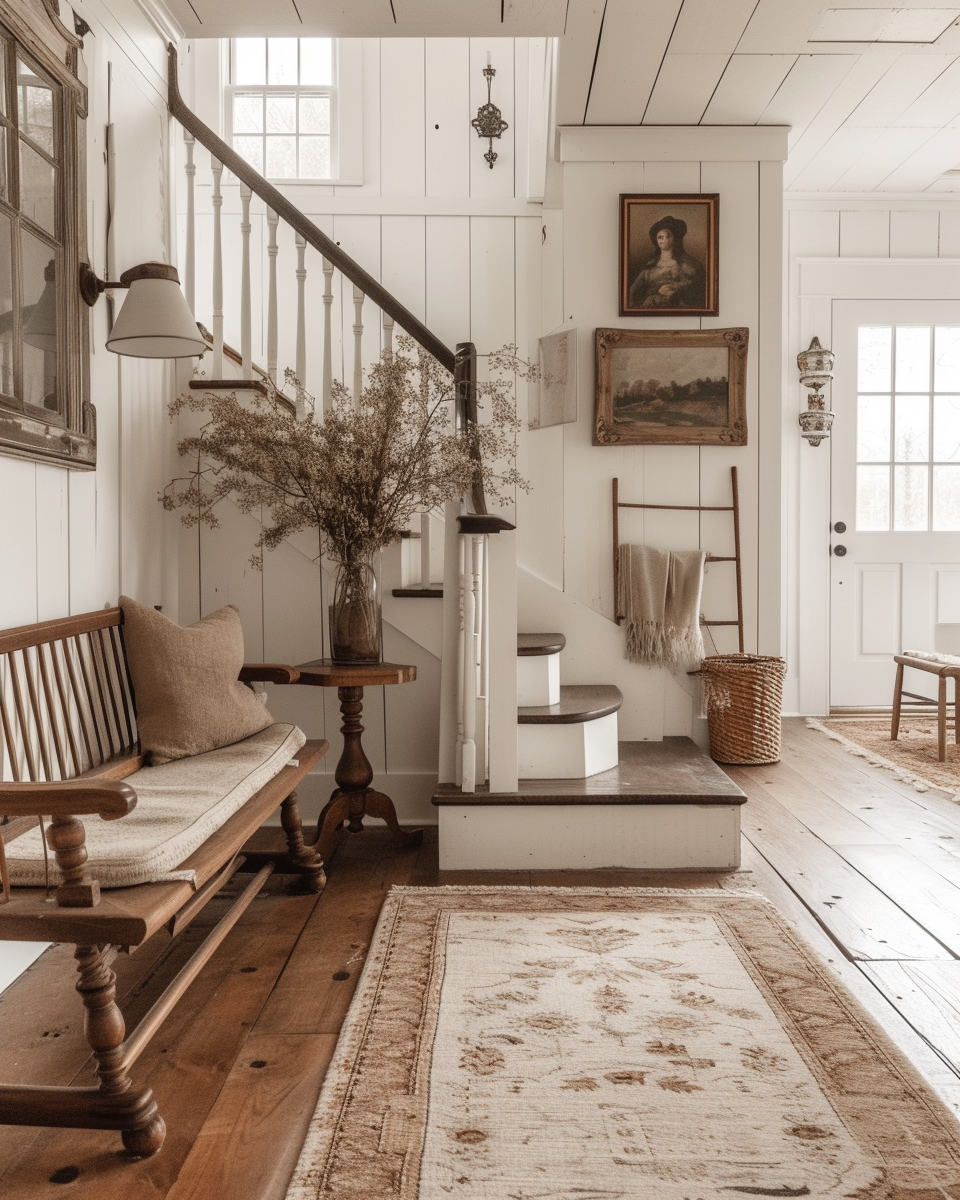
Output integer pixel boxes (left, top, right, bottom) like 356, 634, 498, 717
891, 662, 904, 740
955, 677, 960, 746
938, 675, 948, 762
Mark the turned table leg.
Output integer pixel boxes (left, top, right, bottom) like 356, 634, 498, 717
314, 684, 423, 861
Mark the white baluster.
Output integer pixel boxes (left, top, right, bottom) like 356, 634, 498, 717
211, 157, 224, 377
420, 511, 431, 588
183, 131, 195, 315
239, 182, 252, 380
322, 257, 334, 414
266, 209, 279, 384
352, 284, 364, 404
295, 232, 307, 388
477, 536, 489, 785
383, 311, 394, 362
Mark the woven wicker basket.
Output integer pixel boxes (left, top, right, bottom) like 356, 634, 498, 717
697, 654, 787, 765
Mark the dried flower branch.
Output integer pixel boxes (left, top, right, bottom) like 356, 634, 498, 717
163, 339, 531, 569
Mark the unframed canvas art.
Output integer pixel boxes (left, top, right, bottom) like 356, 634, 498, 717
530, 329, 578, 429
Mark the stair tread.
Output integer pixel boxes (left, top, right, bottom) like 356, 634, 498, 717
392, 587, 442, 598
517, 632, 566, 657
433, 738, 745, 806
518, 684, 622, 725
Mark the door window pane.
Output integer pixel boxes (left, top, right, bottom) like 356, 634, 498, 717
895, 326, 931, 391
857, 465, 890, 530
20, 229, 57, 412
895, 394, 929, 461
19, 139, 56, 234
857, 395, 890, 461
934, 396, 960, 462
16, 58, 54, 157
894, 464, 929, 530
858, 325, 891, 391
933, 466, 960, 530
935, 327, 960, 391
0, 212, 12, 398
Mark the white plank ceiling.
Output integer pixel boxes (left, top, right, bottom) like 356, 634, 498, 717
163, 0, 960, 191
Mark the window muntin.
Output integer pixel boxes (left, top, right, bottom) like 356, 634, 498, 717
228, 38, 334, 181
856, 324, 960, 531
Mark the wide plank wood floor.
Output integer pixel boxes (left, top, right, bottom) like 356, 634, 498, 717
3, 716, 960, 1196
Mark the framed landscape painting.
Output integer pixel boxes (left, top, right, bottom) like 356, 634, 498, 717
594, 327, 749, 446
620, 194, 719, 317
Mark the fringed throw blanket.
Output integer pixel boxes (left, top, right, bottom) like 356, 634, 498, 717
618, 543, 706, 669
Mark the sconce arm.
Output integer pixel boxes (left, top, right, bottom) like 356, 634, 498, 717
79, 261, 180, 307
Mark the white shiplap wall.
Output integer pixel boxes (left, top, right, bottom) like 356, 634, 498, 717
786, 195, 960, 714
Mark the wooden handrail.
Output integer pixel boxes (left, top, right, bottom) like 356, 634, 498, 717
166, 44, 456, 374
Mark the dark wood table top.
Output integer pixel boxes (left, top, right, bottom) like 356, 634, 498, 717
296, 659, 417, 687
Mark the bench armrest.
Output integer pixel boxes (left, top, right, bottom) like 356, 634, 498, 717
239, 663, 301, 685
0, 779, 137, 820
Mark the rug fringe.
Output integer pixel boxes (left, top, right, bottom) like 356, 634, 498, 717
389, 883, 762, 898
805, 718, 958, 801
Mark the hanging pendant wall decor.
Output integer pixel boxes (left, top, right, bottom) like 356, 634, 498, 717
472, 55, 508, 169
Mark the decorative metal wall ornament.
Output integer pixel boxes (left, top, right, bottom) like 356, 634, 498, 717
797, 336, 835, 447
472, 57, 508, 169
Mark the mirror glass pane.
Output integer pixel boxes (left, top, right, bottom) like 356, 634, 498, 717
16, 58, 54, 157
19, 138, 56, 234
20, 228, 57, 412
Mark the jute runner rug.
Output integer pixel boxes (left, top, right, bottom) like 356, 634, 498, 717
807, 716, 960, 796
286, 886, 960, 1198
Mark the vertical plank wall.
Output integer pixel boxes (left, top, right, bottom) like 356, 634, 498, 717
517, 129, 785, 745
785, 196, 960, 715
0, 0, 179, 990
176, 39, 547, 822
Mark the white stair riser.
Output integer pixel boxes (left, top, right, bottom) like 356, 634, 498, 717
518, 712, 618, 779
438, 804, 741, 870
517, 652, 560, 707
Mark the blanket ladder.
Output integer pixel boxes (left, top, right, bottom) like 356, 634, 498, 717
612, 465, 744, 653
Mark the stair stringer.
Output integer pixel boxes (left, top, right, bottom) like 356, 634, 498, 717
518, 567, 704, 745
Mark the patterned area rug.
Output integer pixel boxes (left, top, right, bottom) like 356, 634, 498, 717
807, 716, 960, 797
286, 886, 960, 1199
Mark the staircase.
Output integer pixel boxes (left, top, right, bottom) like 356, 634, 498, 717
433, 631, 745, 870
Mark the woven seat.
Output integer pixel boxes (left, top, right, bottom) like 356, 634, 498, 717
891, 652, 960, 762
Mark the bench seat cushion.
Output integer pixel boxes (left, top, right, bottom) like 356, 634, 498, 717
5, 723, 306, 889
901, 650, 960, 668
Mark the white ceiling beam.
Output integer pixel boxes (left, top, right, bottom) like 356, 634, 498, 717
558, 124, 789, 161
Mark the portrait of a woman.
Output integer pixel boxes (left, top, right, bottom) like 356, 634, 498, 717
620, 195, 719, 317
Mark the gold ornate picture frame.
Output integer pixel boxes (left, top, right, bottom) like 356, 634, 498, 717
595, 327, 748, 447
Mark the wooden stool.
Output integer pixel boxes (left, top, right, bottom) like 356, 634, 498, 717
892, 653, 960, 762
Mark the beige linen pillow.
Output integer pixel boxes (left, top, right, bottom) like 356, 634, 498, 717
120, 597, 273, 765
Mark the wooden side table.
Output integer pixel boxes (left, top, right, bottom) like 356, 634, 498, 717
296, 659, 423, 862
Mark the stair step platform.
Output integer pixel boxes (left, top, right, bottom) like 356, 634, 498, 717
433, 738, 745, 871
517, 633, 566, 707
518, 685, 621, 779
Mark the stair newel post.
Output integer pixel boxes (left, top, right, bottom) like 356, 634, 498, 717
266, 208, 279, 384
474, 534, 489, 783
239, 182, 253, 380
322, 257, 334, 413
211, 157, 224, 378
295, 233, 307, 389
183, 130, 195, 315
454, 532, 466, 786
352, 285, 365, 405
460, 535, 478, 792
480, 530, 491, 781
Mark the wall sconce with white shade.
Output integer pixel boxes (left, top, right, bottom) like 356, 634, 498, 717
79, 262, 206, 358
797, 336, 835, 447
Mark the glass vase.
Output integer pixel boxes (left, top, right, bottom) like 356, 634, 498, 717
329, 556, 381, 663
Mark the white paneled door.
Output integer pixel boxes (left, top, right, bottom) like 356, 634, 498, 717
831, 300, 960, 708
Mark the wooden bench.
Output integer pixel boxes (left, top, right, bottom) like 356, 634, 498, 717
0, 608, 328, 1157
892, 651, 960, 761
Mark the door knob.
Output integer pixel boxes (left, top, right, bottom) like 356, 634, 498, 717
834, 544, 847, 556
833, 521, 846, 533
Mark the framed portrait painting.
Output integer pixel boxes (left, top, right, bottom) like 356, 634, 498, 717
594, 327, 748, 446
619, 194, 719, 317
